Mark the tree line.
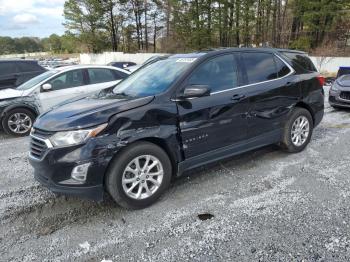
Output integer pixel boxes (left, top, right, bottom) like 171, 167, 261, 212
1, 0, 349, 55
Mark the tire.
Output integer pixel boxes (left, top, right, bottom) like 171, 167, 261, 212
280, 108, 313, 153
106, 141, 172, 209
2, 108, 35, 137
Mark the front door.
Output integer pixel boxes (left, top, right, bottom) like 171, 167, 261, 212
39, 69, 87, 111
176, 53, 249, 159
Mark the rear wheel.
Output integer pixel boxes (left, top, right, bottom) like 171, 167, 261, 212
106, 142, 172, 209
280, 108, 313, 153
2, 108, 35, 137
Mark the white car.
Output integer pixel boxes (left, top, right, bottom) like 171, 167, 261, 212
0, 65, 130, 136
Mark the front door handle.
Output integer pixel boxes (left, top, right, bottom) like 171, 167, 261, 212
231, 94, 246, 101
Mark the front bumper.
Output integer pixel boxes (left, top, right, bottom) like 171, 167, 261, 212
329, 93, 350, 108
29, 136, 117, 201
34, 170, 104, 200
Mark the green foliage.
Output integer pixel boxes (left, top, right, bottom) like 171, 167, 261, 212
290, 37, 312, 51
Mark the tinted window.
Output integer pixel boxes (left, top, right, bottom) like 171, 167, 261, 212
47, 70, 84, 91
242, 52, 278, 84
274, 57, 291, 77
88, 68, 115, 84
111, 70, 128, 80
17, 61, 43, 72
281, 52, 317, 73
0, 62, 16, 76
188, 54, 238, 92
337, 68, 350, 78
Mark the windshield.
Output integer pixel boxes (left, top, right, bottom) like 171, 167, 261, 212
113, 58, 192, 97
16, 70, 57, 90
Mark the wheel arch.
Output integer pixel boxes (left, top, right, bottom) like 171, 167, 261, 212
294, 102, 315, 125
1, 104, 39, 119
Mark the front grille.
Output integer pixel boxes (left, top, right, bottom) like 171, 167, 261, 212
32, 128, 54, 139
340, 91, 350, 101
30, 136, 48, 159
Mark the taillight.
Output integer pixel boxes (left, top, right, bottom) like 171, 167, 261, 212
317, 75, 325, 86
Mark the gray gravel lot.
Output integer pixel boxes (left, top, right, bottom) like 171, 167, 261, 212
1, 86, 350, 261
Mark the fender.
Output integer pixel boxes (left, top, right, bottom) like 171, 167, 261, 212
0, 97, 41, 119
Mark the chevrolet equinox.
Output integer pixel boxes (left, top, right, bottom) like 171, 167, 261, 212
29, 48, 324, 209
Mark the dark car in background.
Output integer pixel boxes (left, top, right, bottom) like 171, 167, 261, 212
29, 48, 324, 209
337, 66, 350, 78
329, 74, 350, 109
107, 61, 137, 69
0, 60, 46, 90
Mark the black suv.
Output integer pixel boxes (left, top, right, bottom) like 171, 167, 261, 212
0, 60, 46, 90
29, 48, 324, 209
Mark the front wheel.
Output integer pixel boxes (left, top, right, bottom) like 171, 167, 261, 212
2, 108, 35, 137
280, 108, 313, 153
106, 142, 172, 209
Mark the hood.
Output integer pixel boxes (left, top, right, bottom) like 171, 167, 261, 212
0, 88, 24, 100
337, 75, 350, 88
34, 95, 154, 131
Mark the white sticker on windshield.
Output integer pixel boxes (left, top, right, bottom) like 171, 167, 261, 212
176, 58, 197, 63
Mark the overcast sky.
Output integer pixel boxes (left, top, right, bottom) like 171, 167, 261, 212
0, 0, 65, 38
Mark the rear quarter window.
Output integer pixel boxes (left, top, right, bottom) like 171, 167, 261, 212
281, 52, 317, 73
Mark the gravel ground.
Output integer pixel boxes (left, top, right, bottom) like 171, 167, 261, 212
1, 86, 350, 261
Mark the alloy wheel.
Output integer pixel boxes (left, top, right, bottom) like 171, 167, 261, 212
8, 113, 32, 134
122, 155, 164, 200
291, 116, 310, 147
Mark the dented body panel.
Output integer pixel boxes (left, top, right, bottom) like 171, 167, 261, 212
28, 48, 324, 201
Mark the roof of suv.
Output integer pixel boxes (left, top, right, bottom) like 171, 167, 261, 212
169, 48, 307, 59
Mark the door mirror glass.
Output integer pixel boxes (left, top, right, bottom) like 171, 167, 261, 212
181, 85, 210, 99
42, 83, 52, 91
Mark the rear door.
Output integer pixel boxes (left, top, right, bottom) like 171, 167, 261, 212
0, 62, 17, 89
176, 53, 249, 159
38, 69, 86, 111
239, 52, 298, 139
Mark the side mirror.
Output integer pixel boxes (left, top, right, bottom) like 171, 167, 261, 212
42, 83, 52, 91
180, 85, 210, 99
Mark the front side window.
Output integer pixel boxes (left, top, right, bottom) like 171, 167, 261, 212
188, 54, 239, 93
47, 69, 84, 91
242, 52, 279, 84
88, 68, 115, 84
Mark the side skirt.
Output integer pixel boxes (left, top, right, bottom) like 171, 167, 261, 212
177, 129, 282, 176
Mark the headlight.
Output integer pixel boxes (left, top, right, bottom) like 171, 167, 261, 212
49, 123, 108, 147
331, 82, 340, 91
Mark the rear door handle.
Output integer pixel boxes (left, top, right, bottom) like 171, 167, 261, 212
231, 94, 246, 101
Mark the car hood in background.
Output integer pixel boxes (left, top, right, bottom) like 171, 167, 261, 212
0, 88, 24, 100
337, 75, 350, 88
34, 95, 154, 131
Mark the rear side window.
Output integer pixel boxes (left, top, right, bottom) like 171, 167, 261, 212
188, 54, 239, 92
111, 70, 129, 80
281, 52, 317, 73
274, 57, 291, 77
17, 61, 43, 72
0, 62, 16, 76
241, 52, 279, 84
88, 68, 115, 84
